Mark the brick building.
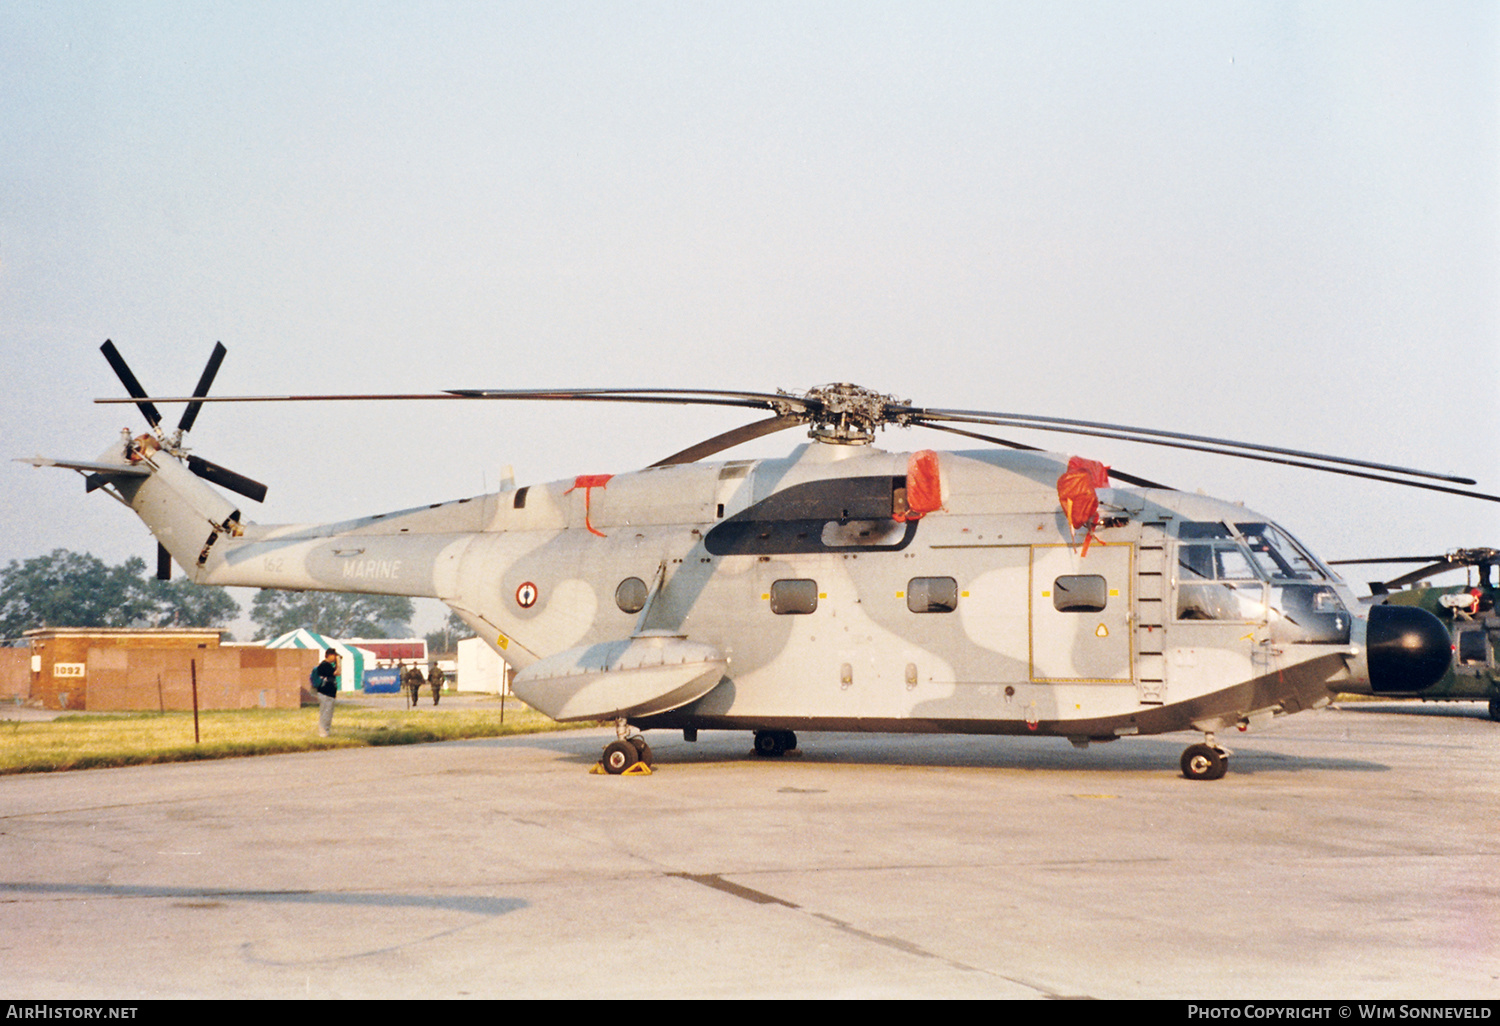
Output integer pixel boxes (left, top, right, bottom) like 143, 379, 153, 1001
22, 628, 316, 711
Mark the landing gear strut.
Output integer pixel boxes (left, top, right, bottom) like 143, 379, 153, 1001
753, 729, 797, 757
1180, 734, 1229, 781
599, 719, 654, 775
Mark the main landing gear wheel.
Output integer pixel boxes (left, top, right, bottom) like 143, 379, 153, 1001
1180, 742, 1229, 781
628, 734, 654, 767
597, 719, 654, 775
752, 729, 796, 757
602, 740, 639, 775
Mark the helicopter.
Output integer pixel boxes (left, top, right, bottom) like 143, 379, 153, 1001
1326, 548, 1499, 722
24, 341, 1490, 780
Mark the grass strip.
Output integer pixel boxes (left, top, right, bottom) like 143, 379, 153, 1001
0, 704, 585, 774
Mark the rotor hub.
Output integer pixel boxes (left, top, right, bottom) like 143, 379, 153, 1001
790, 383, 911, 445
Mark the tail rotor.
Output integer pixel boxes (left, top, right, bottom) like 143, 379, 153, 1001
98, 340, 269, 577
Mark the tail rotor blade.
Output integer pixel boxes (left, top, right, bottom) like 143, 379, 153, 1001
186, 455, 268, 503
177, 341, 227, 434
100, 340, 162, 429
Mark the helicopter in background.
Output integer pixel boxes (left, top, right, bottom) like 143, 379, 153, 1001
1329, 548, 1499, 721
25, 341, 1490, 779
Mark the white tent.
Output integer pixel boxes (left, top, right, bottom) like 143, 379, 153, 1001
456, 636, 511, 695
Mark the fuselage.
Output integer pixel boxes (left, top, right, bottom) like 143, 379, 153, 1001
152, 439, 1395, 742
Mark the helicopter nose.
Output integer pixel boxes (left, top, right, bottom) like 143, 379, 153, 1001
1366, 605, 1452, 693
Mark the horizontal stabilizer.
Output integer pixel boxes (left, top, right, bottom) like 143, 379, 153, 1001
18, 456, 150, 477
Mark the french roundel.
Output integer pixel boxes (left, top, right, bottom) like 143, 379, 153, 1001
515, 582, 539, 608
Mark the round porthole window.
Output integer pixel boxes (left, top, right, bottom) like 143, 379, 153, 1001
615, 577, 648, 614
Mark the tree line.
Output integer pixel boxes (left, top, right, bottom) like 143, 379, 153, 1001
1, 549, 431, 646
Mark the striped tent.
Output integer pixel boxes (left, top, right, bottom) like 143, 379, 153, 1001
264, 628, 367, 693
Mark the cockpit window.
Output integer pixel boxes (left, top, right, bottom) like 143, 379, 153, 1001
1172, 523, 1348, 638
1235, 523, 1328, 581
1177, 521, 1331, 581
1176, 541, 1266, 621
1178, 543, 1260, 582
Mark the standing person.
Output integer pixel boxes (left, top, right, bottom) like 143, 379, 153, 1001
313, 648, 340, 737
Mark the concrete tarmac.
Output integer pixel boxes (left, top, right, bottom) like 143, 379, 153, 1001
1, 701, 1496, 999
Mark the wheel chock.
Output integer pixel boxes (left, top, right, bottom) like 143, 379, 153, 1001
589, 760, 654, 775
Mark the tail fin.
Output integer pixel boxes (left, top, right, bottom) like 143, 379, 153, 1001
20, 439, 247, 582
115, 446, 247, 580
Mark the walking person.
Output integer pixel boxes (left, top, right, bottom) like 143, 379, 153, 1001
402, 662, 425, 709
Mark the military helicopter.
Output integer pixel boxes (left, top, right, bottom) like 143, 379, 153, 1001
26, 342, 1492, 780
1326, 548, 1499, 721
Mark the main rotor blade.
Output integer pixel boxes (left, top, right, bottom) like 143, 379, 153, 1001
1383, 562, 1465, 589
920, 422, 1174, 490
99, 340, 162, 428
101, 387, 816, 418
1330, 549, 1499, 588
649, 415, 801, 467
177, 341, 227, 434
448, 386, 810, 413
92, 378, 1492, 501
907, 407, 1478, 486
905, 411, 1499, 502
186, 455, 268, 504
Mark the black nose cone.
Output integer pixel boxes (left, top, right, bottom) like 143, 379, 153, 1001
1367, 604, 1452, 693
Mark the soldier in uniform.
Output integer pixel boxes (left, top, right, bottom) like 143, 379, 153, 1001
402, 662, 425, 709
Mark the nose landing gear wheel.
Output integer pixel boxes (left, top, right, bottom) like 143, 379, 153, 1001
1181, 743, 1228, 781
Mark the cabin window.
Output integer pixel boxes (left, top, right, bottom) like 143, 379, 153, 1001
907, 577, 958, 613
770, 579, 819, 615
512, 486, 529, 509
1457, 629, 1488, 666
615, 577, 648, 614
1053, 575, 1108, 613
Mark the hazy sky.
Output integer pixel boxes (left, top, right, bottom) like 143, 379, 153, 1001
2, 1, 1496, 633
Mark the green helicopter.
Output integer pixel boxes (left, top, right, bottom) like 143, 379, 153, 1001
1331, 549, 1499, 721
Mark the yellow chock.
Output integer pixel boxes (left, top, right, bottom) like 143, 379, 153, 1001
589, 760, 654, 775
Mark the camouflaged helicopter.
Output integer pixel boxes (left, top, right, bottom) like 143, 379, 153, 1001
26, 342, 1494, 779
1328, 548, 1500, 721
